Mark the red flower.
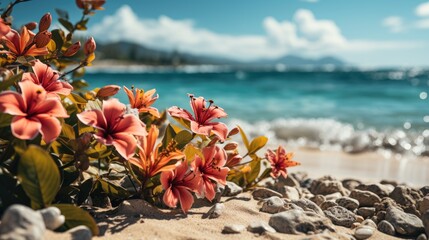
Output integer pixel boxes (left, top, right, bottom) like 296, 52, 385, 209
77, 98, 147, 159
0, 81, 68, 143
22, 60, 73, 97
161, 160, 202, 214
1, 26, 48, 58
194, 145, 229, 201
265, 146, 300, 179
168, 95, 228, 141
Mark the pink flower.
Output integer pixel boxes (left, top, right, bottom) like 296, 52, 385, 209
22, 60, 73, 97
161, 160, 202, 214
168, 95, 228, 141
194, 145, 229, 201
77, 98, 147, 159
0, 81, 68, 143
265, 146, 300, 179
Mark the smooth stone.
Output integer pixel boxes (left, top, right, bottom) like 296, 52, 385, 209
423, 210, 429, 238
282, 186, 300, 201
223, 181, 243, 197
419, 196, 429, 215
0, 204, 46, 240
247, 221, 276, 234
336, 197, 359, 211
206, 203, 225, 219
350, 189, 381, 207
361, 219, 377, 229
292, 198, 325, 216
385, 206, 424, 236
325, 192, 343, 201
260, 196, 286, 214
356, 183, 393, 198
356, 207, 376, 219
356, 216, 364, 223
417, 233, 428, 240
67, 225, 92, 240
320, 200, 338, 211
310, 195, 326, 206
268, 209, 335, 234
377, 220, 396, 236
310, 178, 348, 196
354, 226, 374, 240
38, 207, 65, 230
342, 179, 362, 191
252, 187, 282, 200
324, 206, 356, 228
223, 224, 246, 234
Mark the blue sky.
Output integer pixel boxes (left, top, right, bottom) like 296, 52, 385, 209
11, 0, 429, 67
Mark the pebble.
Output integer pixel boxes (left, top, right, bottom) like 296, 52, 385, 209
67, 225, 92, 240
282, 186, 300, 201
356, 207, 375, 219
325, 192, 343, 201
310, 178, 348, 196
356, 183, 393, 198
38, 207, 65, 230
350, 189, 381, 207
385, 206, 424, 236
205, 203, 225, 219
420, 186, 429, 196
247, 221, 276, 234
320, 200, 338, 211
268, 209, 334, 234
417, 233, 428, 240
361, 219, 377, 229
336, 197, 359, 211
355, 216, 364, 223
252, 187, 282, 200
419, 196, 429, 215
310, 195, 326, 206
423, 210, 429, 238
222, 224, 246, 234
342, 179, 362, 191
389, 185, 422, 207
324, 206, 356, 228
223, 181, 243, 197
260, 196, 286, 214
292, 198, 325, 216
377, 220, 396, 236
354, 226, 374, 240
0, 204, 45, 240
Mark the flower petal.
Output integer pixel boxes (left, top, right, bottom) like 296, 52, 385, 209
208, 122, 228, 141
202, 179, 216, 201
204, 167, 229, 185
176, 186, 194, 213
112, 114, 146, 136
111, 132, 137, 159
0, 91, 26, 116
33, 98, 68, 118
162, 187, 178, 209
102, 98, 126, 125
190, 120, 212, 136
77, 109, 107, 130
123, 86, 136, 107
11, 116, 41, 140
167, 106, 194, 122
37, 115, 61, 143
161, 169, 175, 190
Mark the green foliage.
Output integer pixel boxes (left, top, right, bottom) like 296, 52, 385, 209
54, 204, 99, 235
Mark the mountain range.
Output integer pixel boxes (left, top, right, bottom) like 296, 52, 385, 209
96, 41, 346, 68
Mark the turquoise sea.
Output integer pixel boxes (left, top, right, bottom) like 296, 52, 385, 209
86, 68, 429, 156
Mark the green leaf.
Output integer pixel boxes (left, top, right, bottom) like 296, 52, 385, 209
248, 136, 268, 155
161, 124, 177, 149
61, 123, 76, 140
76, 178, 94, 205
99, 179, 130, 199
183, 144, 203, 162
68, 92, 88, 105
174, 130, 193, 149
0, 112, 12, 128
237, 125, 250, 151
51, 29, 65, 51
0, 72, 23, 91
54, 204, 99, 236
55, 8, 69, 20
58, 18, 74, 32
17, 145, 60, 209
245, 157, 261, 187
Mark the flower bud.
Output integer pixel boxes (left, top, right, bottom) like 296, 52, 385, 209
24, 22, 37, 31
0, 19, 10, 37
96, 85, 121, 98
78, 132, 92, 150
34, 30, 52, 48
75, 0, 85, 9
63, 41, 81, 57
84, 37, 96, 55
226, 153, 242, 168
39, 13, 52, 32
224, 142, 238, 151
227, 127, 240, 137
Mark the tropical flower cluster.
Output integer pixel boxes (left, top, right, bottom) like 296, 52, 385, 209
0, 0, 299, 235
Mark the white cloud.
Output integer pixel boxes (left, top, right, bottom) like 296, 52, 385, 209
382, 16, 404, 33
416, 2, 429, 17
415, 18, 429, 28
89, 5, 421, 61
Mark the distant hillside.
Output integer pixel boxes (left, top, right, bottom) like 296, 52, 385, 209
96, 41, 345, 67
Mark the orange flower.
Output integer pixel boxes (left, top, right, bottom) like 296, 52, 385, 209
1, 26, 48, 59
129, 125, 184, 180
76, 0, 106, 10
265, 146, 300, 179
124, 86, 160, 118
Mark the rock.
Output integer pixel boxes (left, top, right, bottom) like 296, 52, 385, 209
247, 221, 276, 234
282, 186, 300, 201
268, 209, 335, 234
324, 206, 356, 228
350, 189, 381, 207
380, 180, 398, 187
310, 195, 326, 206
385, 206, 424, 236
252, 187, 282, 200
325, 192, 343, 201
354, 226, 374, 240
377, 220, 396, 236
336, 197, 359, 211
417, 233, 428, 240
214, 184, 225, 202
423, 210, 429, 238
38, 207, 65, 230
223, 181, 243, 197
374, 197, 397, 212
67, 225, 92, 240
205, 203, 225, 219
342, 179, 362, 191
292, 198, 325, 216
356, 207, 375, 219
277, 174, 301, 188
361, 219, 377, 229
419, 196, 429, 215
356, 216, 364, 223
420, 186, 429, 196
260, 196, 286, 214
0, 204, 46, 240
223, 224, 246, 234
310, 178, 347, 196
320, 200, 338, 211
389, 185, 423, 207
356, 183, 393, 198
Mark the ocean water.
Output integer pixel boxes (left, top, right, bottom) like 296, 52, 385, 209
85, 68, 429, 156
